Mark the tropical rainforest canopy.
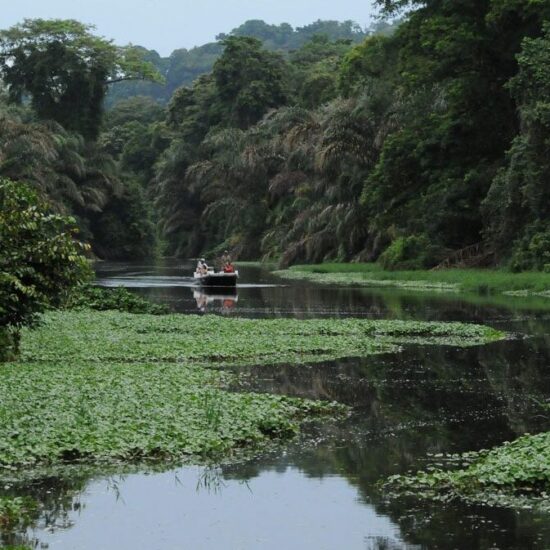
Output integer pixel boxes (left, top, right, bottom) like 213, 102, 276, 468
1, 2, 549, 270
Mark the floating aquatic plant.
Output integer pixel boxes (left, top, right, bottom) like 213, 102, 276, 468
383, 431, 550, 511
0, 310, 504, 469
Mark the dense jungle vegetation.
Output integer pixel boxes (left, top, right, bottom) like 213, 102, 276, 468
151, 0, 550, 269
106, 19, 373, 106
1, 1, 549, 271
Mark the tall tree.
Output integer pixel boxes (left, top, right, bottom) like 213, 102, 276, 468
483, 22, 550, 269
213, 36, 289, 128
0, 19, 162, 139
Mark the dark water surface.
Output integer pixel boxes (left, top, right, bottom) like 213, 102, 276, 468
4, 260, 550, 549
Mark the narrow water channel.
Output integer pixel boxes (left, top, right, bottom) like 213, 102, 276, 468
4, 260, 550, 549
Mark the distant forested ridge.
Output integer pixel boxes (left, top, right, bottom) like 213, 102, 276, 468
106, 19, 371, 107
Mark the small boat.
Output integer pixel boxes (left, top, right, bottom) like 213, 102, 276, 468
193, 268, 238, 287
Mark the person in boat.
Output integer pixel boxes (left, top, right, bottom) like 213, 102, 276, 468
223, 262, 235, 273
221, 250, 231, 268
196, 258, 209, 275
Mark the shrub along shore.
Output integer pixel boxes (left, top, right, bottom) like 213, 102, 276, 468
273, 264, 550, 295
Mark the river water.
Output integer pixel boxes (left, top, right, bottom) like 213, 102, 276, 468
4, 260, 550, 549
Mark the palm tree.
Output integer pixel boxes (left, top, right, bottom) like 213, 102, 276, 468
0, 106, 122, 215
153, 81, 397, 263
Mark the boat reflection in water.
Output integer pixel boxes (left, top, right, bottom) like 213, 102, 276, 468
193, 287, 238, 314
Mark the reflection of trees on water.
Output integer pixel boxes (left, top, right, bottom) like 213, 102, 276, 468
479, 336, 550, 434
255, 281, 550, 323
0, 471, 91, 548
236, 339, 550, 436
218, 434, 550, 549
1, 464, 253, 547
4, 272, 550, 547
223, 336, 550, 549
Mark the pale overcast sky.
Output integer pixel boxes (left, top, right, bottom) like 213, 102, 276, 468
3, 1, 378, 56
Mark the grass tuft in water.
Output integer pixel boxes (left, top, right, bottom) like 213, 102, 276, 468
0, 496, 36, 532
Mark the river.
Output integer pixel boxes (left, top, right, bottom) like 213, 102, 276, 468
6, 260, 550, 549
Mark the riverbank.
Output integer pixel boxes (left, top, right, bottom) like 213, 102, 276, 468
273, 264, 550, 295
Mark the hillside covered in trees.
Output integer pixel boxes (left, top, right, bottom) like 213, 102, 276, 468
1, 2, 549, 270
105, 19, 371, 106
151, 0, 550, 270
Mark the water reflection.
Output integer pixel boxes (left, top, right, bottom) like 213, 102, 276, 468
2, 260, 549, 549
5, 334, 550, 549
194, 287, 238, 315
94, 261, 550, 328
7, 465, 411, 550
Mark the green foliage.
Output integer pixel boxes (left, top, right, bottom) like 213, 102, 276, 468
339, 35, 397, 97
0, 358, 337, 467
93, 96, 168, 259
4, 7, 548, 270
21, 311, 503, 366
379, 235, 444, 270
152, 24, 390, 260
0, 107, 116, 216
0, 179, 91, 359
126, 4, 550, 267
105, 19, 367, 107
155, 2, 519, 263
0, 58, 159, 262
103, 95, 165, 128
220, 20, 294, 46
0, 19, 162, 139
226, 19, 366, 51
0, 309, 500, 467
276, 263, 550, 295
360, 2, 520, 254
374, 0, 421, 16
384, 431, 550, 511
90, 180, 156, 260
155, 37, 300, 256
0, 496, 36, 532
213, 37, 288, 128
0, 327, 19, 362
66, 284, 168, 314
163, 43, 224, 100
104, 47, 171, 108
290, 35, 353, 109
509, 227, 550, 272
483, 22, 550, 269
